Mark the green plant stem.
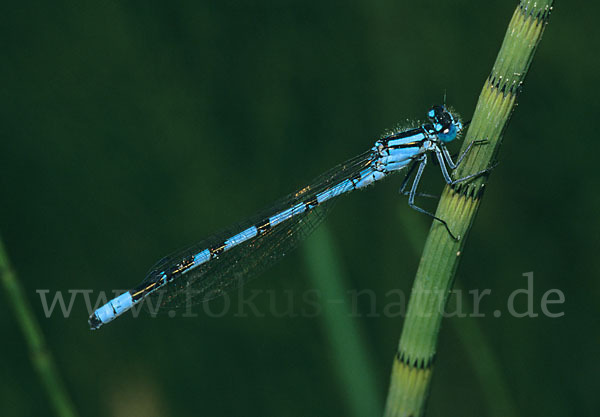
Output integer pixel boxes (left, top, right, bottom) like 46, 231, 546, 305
384, 1, 553, 416
397, 213, 518, 417
0, 236, 79, 417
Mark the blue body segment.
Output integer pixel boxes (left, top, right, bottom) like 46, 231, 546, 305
94, 292, 133, 324
269, 203, 306, 226
353, 168, 385, 189
88, 105, 471, 330
316, 179, 353, 204
193, 249, 210, 265
225, 227, 258, 249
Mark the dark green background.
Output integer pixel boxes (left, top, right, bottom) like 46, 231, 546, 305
2, 1, 598, 416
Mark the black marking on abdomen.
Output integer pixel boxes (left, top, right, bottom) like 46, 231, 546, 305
349, 172, 363, 189
132, 280, 160, 301
209, 242, 226, 258
256, 218, 272, 234
304, 196, 319, 210
167, 255, 195, 278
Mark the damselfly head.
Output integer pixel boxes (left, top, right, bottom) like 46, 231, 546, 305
427, 105, 462, 143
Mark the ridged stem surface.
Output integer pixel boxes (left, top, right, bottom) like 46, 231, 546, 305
384, 2, 554, 415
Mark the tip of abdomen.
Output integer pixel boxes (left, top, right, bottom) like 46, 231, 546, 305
88, 312, 103, 330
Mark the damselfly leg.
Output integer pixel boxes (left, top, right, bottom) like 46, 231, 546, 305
406, 154, 460, 240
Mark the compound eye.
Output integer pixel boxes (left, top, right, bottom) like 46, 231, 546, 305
428, 105, 446, 123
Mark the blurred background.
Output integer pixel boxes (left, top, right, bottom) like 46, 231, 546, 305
1, 1, 598, 416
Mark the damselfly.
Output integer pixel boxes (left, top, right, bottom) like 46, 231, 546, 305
88, 105, 487, 330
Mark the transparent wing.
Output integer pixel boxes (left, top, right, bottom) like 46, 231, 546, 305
142, 149, 376, 312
